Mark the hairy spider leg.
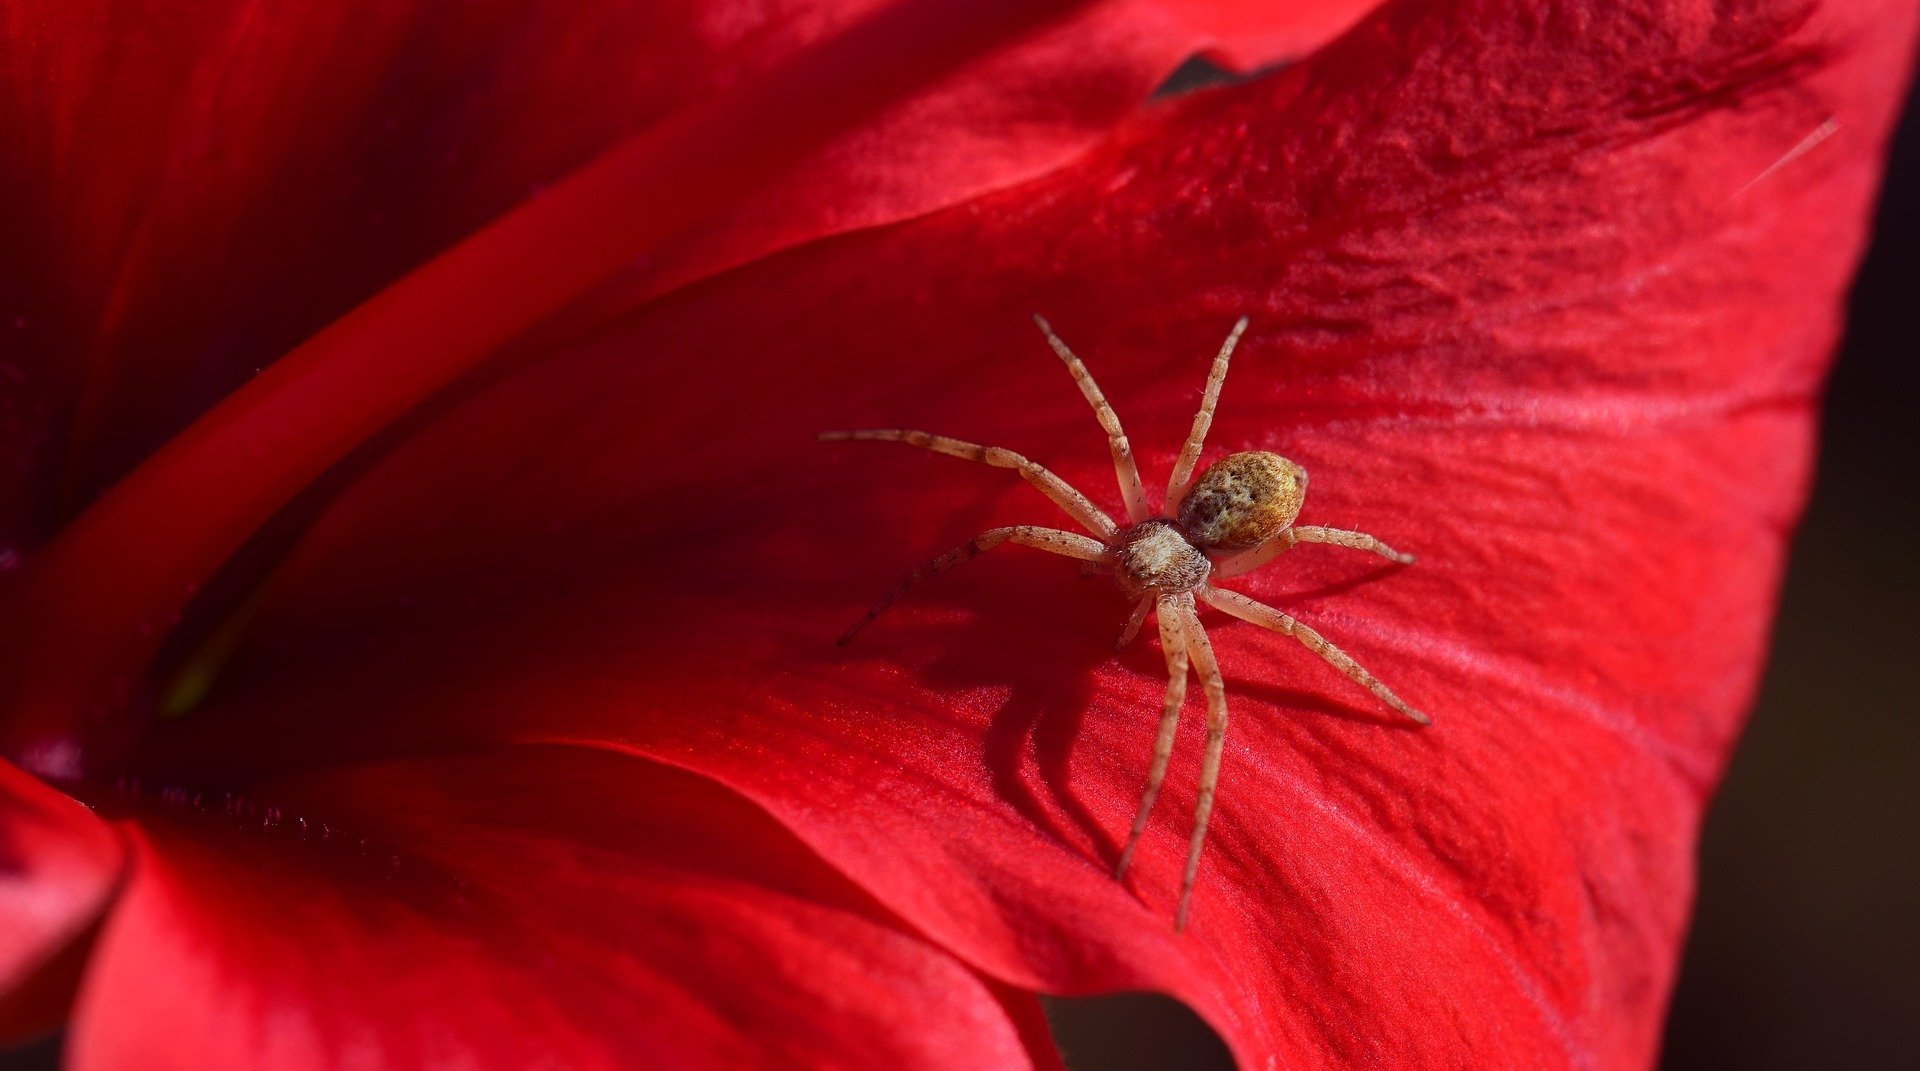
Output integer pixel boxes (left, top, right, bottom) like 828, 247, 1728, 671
837, 525, 1108, 645
819, 429, 1116, 539
1114, 595, 1153, 651
1176, 598, 1228, 932
1116, 594, 1191, 880
1032, 315, 1149, 524
1200, 586, 1429, 724
1165, 317, 1251, 513
1214, 524, 1414, 579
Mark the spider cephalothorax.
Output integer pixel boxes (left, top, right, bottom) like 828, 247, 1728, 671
823, 316, 1429, 929
1115, 520, 1209, 598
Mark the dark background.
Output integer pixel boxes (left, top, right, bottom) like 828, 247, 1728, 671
1046, 55, 1920, 1071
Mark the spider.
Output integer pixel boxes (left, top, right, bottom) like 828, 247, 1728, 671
822, 316, 1429, 929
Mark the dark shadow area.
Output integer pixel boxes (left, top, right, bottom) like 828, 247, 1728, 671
1659, 47, 1920, 1071
1151, 55, 1251, 100
1044, 991, 1236, 1071
0, 1034, 59, 1071
844, 555, 1127, 856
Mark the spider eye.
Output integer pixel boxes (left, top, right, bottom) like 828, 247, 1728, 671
1177, 451, 1306, 549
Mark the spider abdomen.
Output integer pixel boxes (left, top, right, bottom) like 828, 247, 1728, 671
1115, 520, 1211, 598
1177, 451, 1307, 550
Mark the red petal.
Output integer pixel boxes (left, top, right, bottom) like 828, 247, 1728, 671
0, 0, 1358, 546
0, 760, 122, 1039
12, 0, 1918, 1067
67, 748, 1060, 1070
0, 0, 1364, 750
0, 0, 1014, 526
119, 1, 1914, 1067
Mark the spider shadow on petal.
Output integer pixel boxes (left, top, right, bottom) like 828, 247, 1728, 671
831, 554, 1136, 858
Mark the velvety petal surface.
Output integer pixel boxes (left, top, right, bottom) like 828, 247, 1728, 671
65, 746, 1059, 1070
104, 0, 1917, 1067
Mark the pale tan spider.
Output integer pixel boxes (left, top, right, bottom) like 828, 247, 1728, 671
823, 316, 1429, 929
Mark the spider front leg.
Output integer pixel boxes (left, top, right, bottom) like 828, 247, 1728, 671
1175, 598, 1228, 932
1165, 316, 1250, 513
1116, 594, 1190, 880
820, 429, 1116, 539
837, 525, 1107, 645
1200, 586, 1429, 725
1214, 524, 1414, 579
1032, 315, 1149, 523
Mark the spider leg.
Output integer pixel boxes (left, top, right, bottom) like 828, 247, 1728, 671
1116, 594, 1190, 880
838, 525, 1107, 645
1213, 524, 1413, 579
1175, 598, 1227, 931
1032, 315, 1149, 524
1211, 528, 1299, 578
1165, 317, 1250, 513
1199, 585, 1429, 725
1113, 595, 1153, 652
820, 429, 1115, 539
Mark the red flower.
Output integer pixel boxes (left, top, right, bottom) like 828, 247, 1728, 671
1, 0, 1912, 1067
